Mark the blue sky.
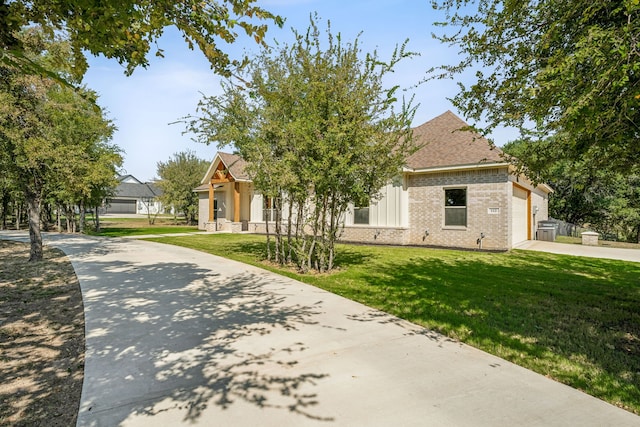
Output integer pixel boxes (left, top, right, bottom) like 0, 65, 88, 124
82, 0, 513, 181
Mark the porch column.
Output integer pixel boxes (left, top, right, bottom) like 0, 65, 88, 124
208, 181, 215, 222
234, 182, 240, 222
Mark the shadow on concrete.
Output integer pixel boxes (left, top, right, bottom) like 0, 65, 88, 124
40, 236, 335, 425
345, 308, 457, 346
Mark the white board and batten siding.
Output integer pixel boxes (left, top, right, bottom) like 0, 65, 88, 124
345, 178, 409, 228
250, 178, 409, 228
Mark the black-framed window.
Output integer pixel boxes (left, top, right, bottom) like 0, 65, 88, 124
445, 188, 467, 226
354, 207, 370, 225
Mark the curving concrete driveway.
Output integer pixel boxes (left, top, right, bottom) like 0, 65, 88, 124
2, 231, 639, 426
517, 240, 640, 263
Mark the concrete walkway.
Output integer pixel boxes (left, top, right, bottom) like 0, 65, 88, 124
516, 240, 640, 263
2, 231, 638, 426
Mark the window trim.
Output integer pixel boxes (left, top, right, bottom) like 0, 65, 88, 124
353, 206, 370, 225
444, 187, 467, 228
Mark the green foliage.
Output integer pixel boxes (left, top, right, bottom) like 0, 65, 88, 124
431, 0, 640, 173
156, 150, 209, 224
504, 138, 640, 242
0, 29, 122, 259
150, 233, 640, 414
186, 15, 417, 272
0, 0, 283, 79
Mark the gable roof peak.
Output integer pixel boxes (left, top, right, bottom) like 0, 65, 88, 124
118, 174, 143, 184
200, 151, 251, 184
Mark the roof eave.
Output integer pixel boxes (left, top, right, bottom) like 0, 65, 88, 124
506, 165, 554, 194
538, 183, 554, 193
403, 162, 509, 174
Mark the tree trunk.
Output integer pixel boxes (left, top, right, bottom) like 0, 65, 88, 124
286, 200, 294, 264
41, 203, 52, 231
26, 190, 43, 262
143, 199, 157, 225
65, 206, 73, 232
274, 196, 282, 264
79, 200, 86, 233
307, 203, 320, 272
265, 215, 271, 261
95, 205, 101, 233
15, 204, 21, 230
294, 199, 308, 271
318, 195, 328, 272
0, 193, 7, 230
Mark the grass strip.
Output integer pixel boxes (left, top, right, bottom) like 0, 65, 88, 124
92, 226, 199, 237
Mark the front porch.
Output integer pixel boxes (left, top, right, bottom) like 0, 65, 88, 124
196, 152, 252, 232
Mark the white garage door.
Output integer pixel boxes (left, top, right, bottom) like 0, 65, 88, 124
512, 186, 529, 245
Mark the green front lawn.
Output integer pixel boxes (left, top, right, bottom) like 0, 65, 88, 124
93, 226, 199, 237
147, 233, 640, 414
88, 216, 199, 237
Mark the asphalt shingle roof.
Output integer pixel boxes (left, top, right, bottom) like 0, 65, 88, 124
405, 111, 505, 170
197, 112, 507, 192
218, 152, 250, 181
115, 182, 161, 199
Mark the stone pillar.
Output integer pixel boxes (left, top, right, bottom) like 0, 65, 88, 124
581, 231, 599, 246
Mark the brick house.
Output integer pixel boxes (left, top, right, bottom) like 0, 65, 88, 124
195, 111, 551, 250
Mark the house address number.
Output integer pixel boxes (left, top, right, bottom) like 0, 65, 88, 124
488, 207, 500, 214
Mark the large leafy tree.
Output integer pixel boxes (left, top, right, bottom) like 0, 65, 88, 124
186, 16, 416, 272
156, 151, 209, 224
1, 0, 283, 78
609, 175, 640, 243
0, 29, 120, 261
503, 138, 614, 225
431, 0, 640, 173
504, 138, 640, 242
39, 82, 122, 233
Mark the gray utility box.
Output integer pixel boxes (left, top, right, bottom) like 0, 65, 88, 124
536, 220, 557, 241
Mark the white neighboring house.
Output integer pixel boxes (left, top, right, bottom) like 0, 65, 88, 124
194, 112, 553, 250
104, 175, 165, 215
